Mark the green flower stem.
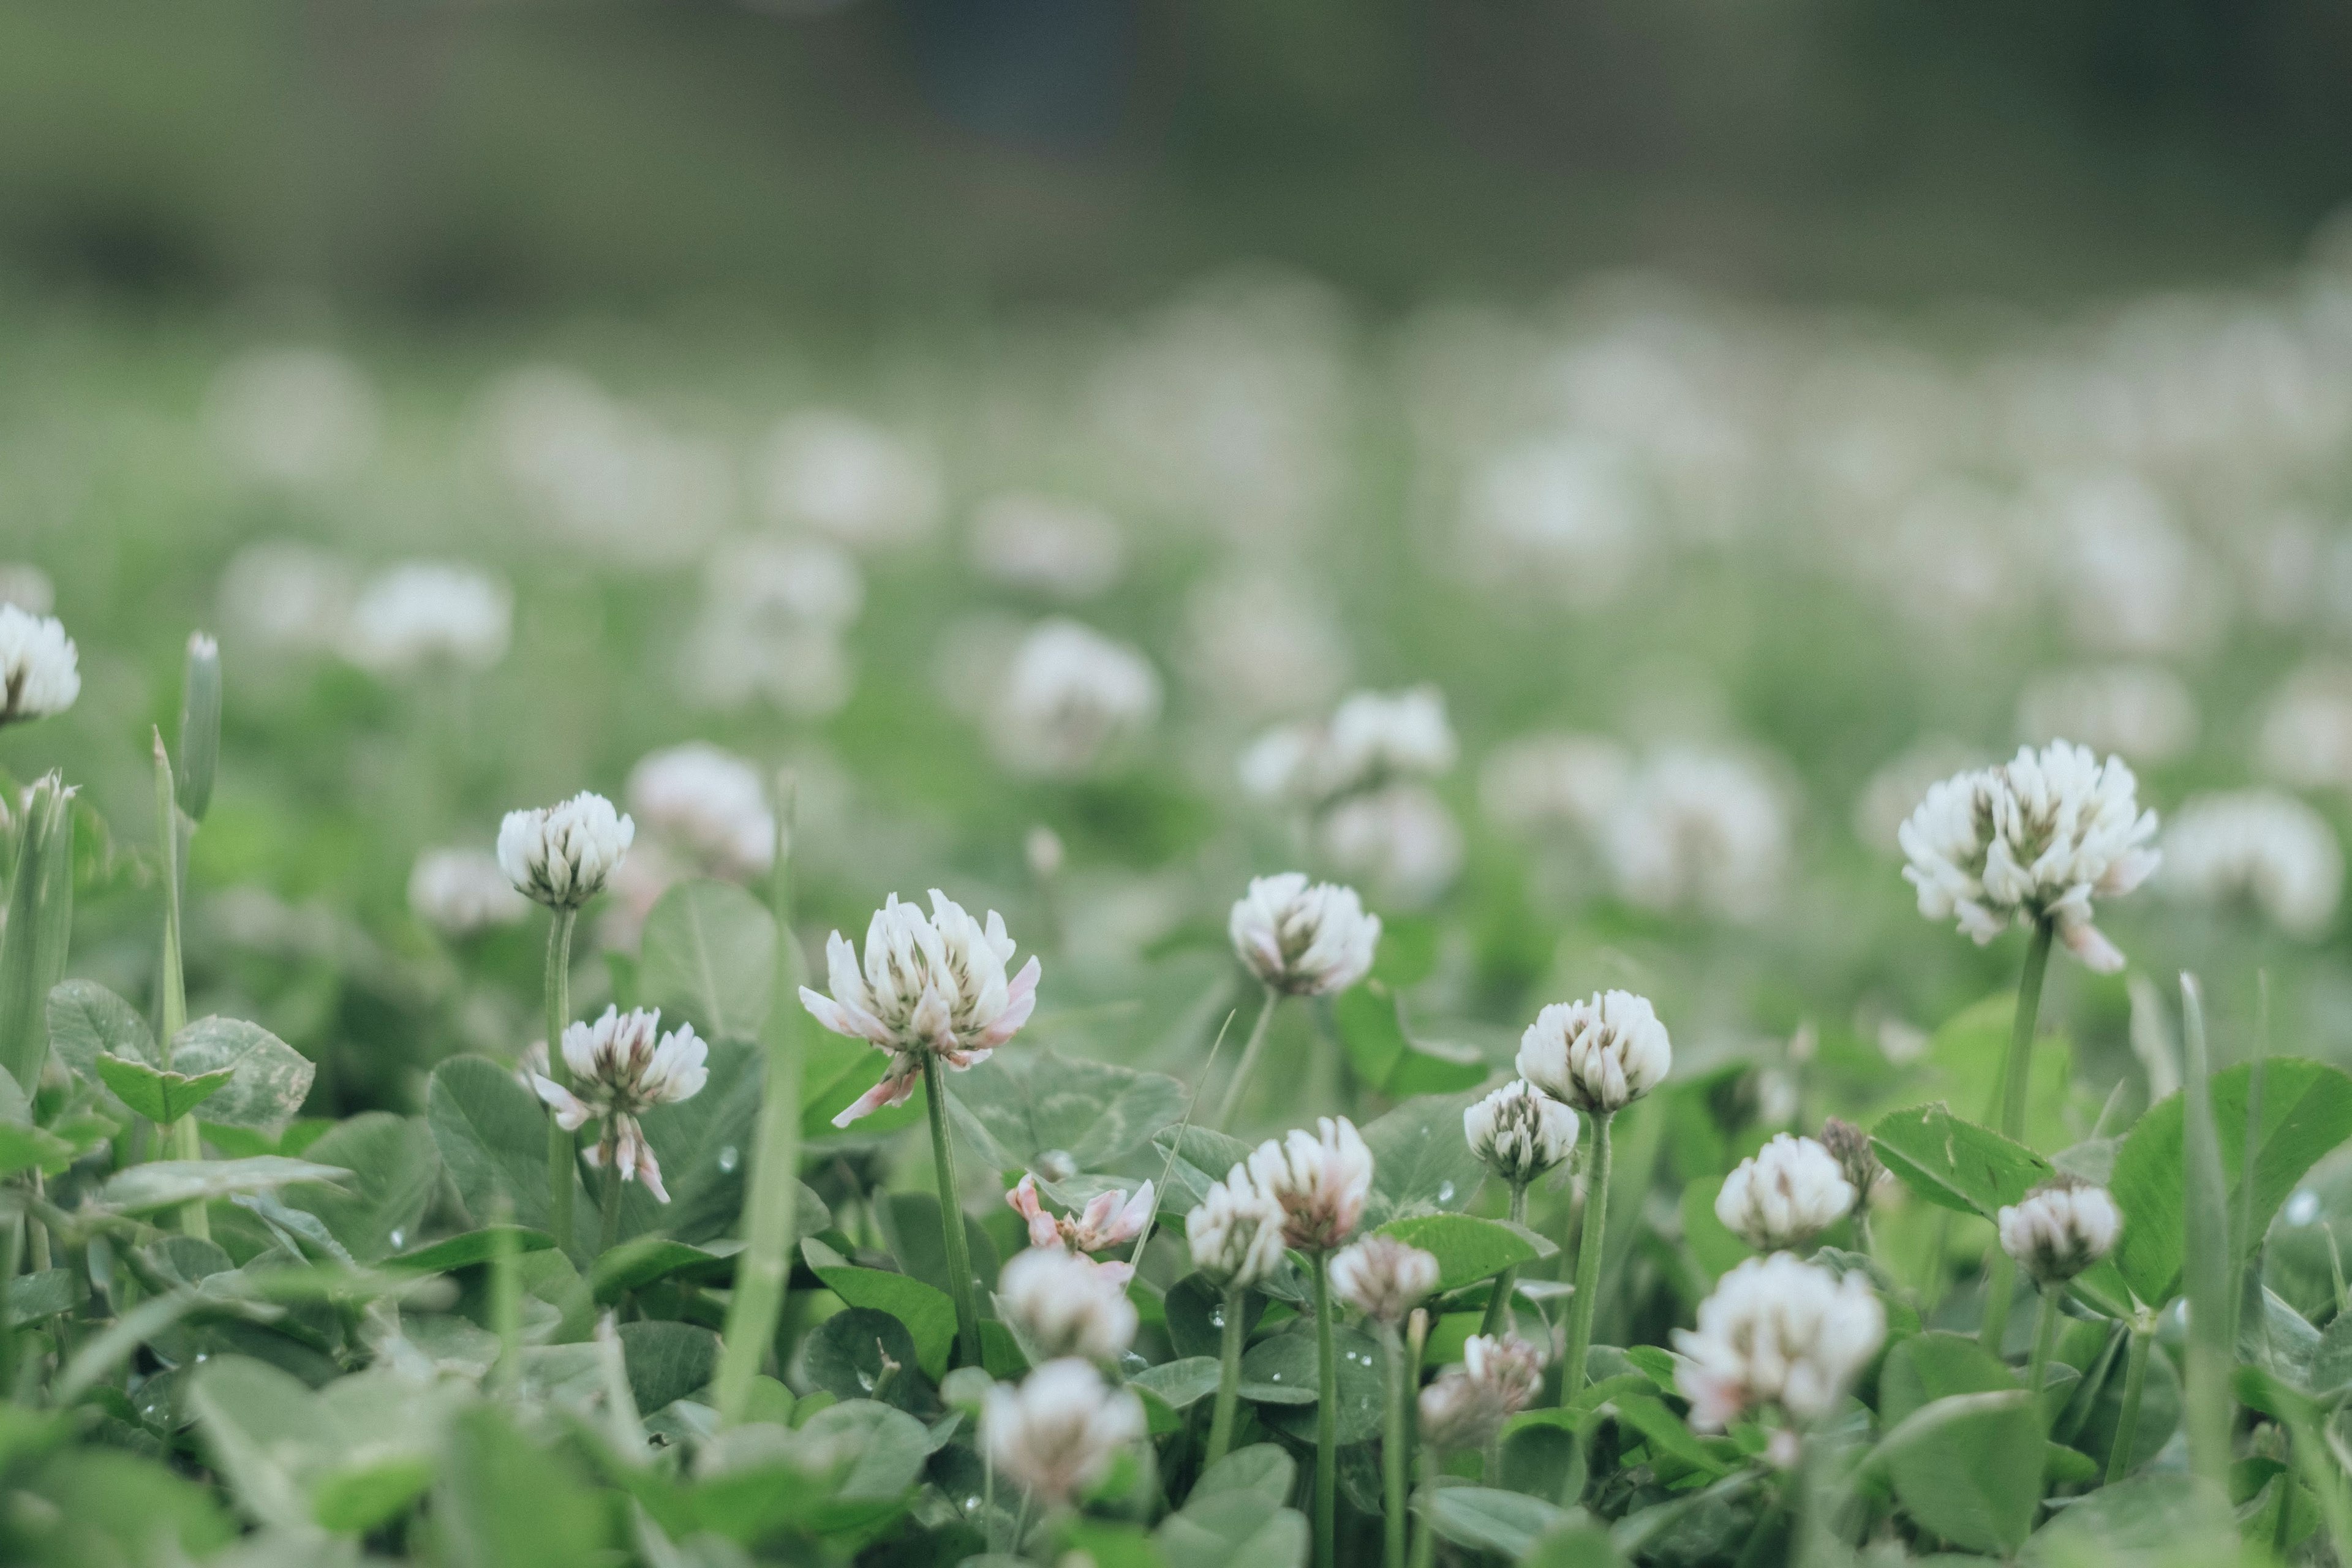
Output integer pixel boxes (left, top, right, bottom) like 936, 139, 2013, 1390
1406, 1448, 1437, 1568
1981, 917, 2055, 1356
1206, 1282, 1247, 1467
541, 908, 578, 1255
1479, 1183, 1529, 1338
715, 791, 804, 1428
1382, 1323, 1409, 1568
152, 735, 206, 1240
2106, 1320, 2152, 1483
597, 1151, 624, 1254
1313, 1248, 1338, 1568
924, 1052, 985, 1369
1562, 1110, 1614, 1398
2024, 1284, 2061, 1399
1213, 985, 1283, 1132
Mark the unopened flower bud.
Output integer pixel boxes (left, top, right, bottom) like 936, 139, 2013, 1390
176, 633, 222, 823
1714, 1134, 1857, 1252
1463, 1078, 1578, 1186
1330, 1235, 1439, 1326
1817, 1118, 1883, 1201
499, 791, 635, 910
1997, 1178, 2122, 1285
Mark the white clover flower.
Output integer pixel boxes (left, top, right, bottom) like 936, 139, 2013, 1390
1239, 685, 1456, 808
1464, 1078, 1580, 1187
625, 742, 777, 881
1419, 1332, 1547, 1452
216, 540, 357, 655
800, 891, 1041, 1127
2016, 663, 2198, 765
0, 605, 81, 725
756, 410, 940, 549
1672, 1254, 1886, 1431
1008, 1174, 1156, 1256
407, 848, 530, 936
1600, 749, 1790, 922
996, 1246, 1139, 1363
1714, 1134, 1857, 1253
1247, 1117, 1374, 1253
1517, 990, 1671, 1116
1329, 1234, 1439, 1326
1228, 872, 1381, 997
208, 346, 380, 486
1458, 437, 1645, 605
1318, 785, 1465, 910
968, 492, 1126, 600
680, 537, 862, 718
1997, 1179, 2122, 1286
991, 619, 1163, 778
984, 1359, 1145, 1504
1479, 732, 1632, 839
1899, 740, 2162, 973
343, 562, 513, 675
499, 793, 635, 910
2161, 790, 2343, 938
1186, 1165, 1289, 1289
1463, 1332, 1546, 1411
531, 1006, 708, 1202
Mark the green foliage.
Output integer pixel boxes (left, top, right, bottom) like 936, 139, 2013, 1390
1874, 1390, 2046, 1555
639, 880, 777, 1043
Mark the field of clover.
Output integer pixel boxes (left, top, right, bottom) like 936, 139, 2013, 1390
13, 254, 2352, 1568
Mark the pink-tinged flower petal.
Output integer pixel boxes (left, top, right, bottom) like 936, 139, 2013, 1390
977, 956, 1042, 1047
831, 1063, 924, 1128
531, 1075, 595, 1131
799, 985, 894, 1046
1115, 1180, 1156, 1239
2061, 920, 2126, 974
1079, 1188, 1121, 1236
1091, 1259, 1135, 1286
1007, 1174, 1062, 1250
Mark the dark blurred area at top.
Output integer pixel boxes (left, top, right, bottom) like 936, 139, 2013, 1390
3, 0, 2350, 320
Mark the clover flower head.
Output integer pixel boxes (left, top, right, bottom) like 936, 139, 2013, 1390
530, 1006, 707, 1203
499, 792, 635, 910
1516, 990, 1671, 1115
1715, 1134, 1857, 1252
996, 1246, 1139, 1363
992, 618, 1163, 778
1419, 1332, 1546, 1452
1246, 1117, 1374, 1253
1464, 1077, 1580, 1186
984, 1359, 1145, 1504
626, 742, 777, 879
1997, 1177, 2122, 1285
0, 605, 80, 725
342, 561, 511, 674
1186, 1164, 1289, 1289
1330, 1234, 1439, 1326
2161, 789, 2342, 938
1672, 1254, 1886, 1431
1228, 872, 1381, 997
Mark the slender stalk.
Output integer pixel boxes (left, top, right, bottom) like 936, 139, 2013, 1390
1562, 1111, 1613, 1397
715, 786, 804, 1427
152, 736, 206, 1240
2179, 974, 2233, 1491
597, 1153, 624, 1254
541, 909, 578, 1253
2105, 1320, 2152, 1483
1406, 1448, 1437, 1568
1214, 986, 1283, 1132
1382, 1323, 1410, 1568
2024, 1286, 2061, 1401
1980, 918, 2055, 1355
1313, 1249, 1338, 1568
924, 1053, 984, 1368
1206, 1283, 1247, 1467
1479, 1183, 1529, 1337
2287, 1404, 2352, 1567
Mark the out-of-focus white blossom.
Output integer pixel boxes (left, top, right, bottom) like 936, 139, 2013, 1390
984, 1359, 1145, 1504
0, 565, 54, 615
1600, 749, 1791, 922
1186, 1165, 1289, 1289
1463, 1079, 1579, 1187
1228, 872, 1381, 997
1008, 1174, 1155, 1259
2016, 664, 2198, 764
681, 536, 863, 717
208, 347, 380, 486
757, 411, 940, 549
1241, 686, 1456, 807
408, 849, 530, 935
484, 367, 731, 566
1480, 733, 1632, 838
2045, 473, 2226, 657
968, 493, 1126, 600
990, 619, 1161, 778
1183, 573, 1349, 722
1997, 1178, 2122, 1285
2161, 790, 2342, 937
1714, 1134, 1856, 1252
996, 1246, 1139, 1362
1247, 1117, 1374, 1253
800, 891, 1041, 1127
2259, 663, 2352, 792
499, 793, 634, 911
1330, 1234, 1440, 1326
1419, 1333, 1547, 1451
344, 562, 513, 675
1025, 825, 1065, 883
1673, 1254, 1885, 1431
216, 541, 356, 655
530, 1006, 707, 1203
1899, 741, 2161, 973
0, 606, 81, 724
1458, 437, 1645, 603
1852, 739, 1986, 854
1517, 990, 1671, 1115
1319, 786, 1464, 909
625, 743, 777, 880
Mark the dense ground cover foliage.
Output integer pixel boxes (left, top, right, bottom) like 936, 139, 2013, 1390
9, 252, 2352, 1567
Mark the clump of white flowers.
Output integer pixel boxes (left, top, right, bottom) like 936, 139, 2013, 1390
991, 619, 1163, 778
799, 891, 1041, 1126
985, 1359, 1145, 1504
1186, 1165, 1289, 1289
995, 1246, 1139, 1363
1247, 1117, 1374, 1253
1008, 1174, 1155, 1259
1228, 872, 1381, 997
530, 1006, 708, 1202
1463, 1078, 1579, 1187
968, 492, 1126, 600
1714, 1134, 1857, 1253
2161, 789, 2343, 938
342, 562, 513, 675
757, 410, 940, 549
1517, 990, 1672, 1115
499, 793, 635, 910
1417, 1333, 1548, 1452
1601, 749, 1791, 922
407, 848, 530, 936
1899, 740, 2162, 973
625, 742, 777, 880
1329, 1235, 1439, 1326
1673, 1254, 1886, 1433
1243, 686, 1457, 808
1317, 785, 1465, 909
0, 605, 81, 725
1997, 1178, 2122, 1286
